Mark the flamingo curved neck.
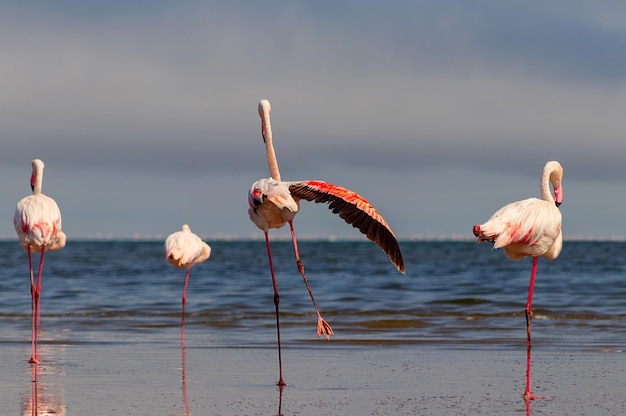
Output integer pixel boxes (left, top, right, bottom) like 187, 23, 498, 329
265, 132, 281, 181
540, 171, 553, 203
260, 104, 281, 181
540, 161, 563, 204
31, 161, 44, 195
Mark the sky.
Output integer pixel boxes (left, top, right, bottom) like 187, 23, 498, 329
1, 1, 625, 241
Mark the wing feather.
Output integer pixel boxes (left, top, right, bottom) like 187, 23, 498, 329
289, 180, 405, 274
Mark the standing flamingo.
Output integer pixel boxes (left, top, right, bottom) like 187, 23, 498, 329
165, 224, 211, 345
248, 99, 405, 386
14, 159, 67, 364
473, 160, 563, 400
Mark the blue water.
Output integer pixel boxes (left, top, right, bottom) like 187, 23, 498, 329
0, 240, 624, 351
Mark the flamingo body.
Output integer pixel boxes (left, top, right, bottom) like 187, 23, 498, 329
473, 197, 562, 261
165, 224, 211, 269
248, 178, 299, 231
14, 159, 66, 364
248, 177, 404, 272
15, 195, 66, 252
14, 160, 66, 253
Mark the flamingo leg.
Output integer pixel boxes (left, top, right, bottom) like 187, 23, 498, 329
27, 245, 39, 364
182, 269, 190, 307
287, 221, 334, 340
35, 247, 45, 327
181, 269, 190, 346
523, 256, 539, 400
265, 231, 286, 387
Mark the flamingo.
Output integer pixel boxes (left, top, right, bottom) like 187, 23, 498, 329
473, 160, 563, 400
14, 159, 67, 364
248, 99, 405, 386
164, 224, 211, 344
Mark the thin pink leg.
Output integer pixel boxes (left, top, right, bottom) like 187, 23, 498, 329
265, 231, 286, 387
524, 257, 539, 400
181, 269, 190, 346
288, 221, 333, 340
27, 245, 39, 364
182, 269, 190, 307
35, 248, 45, 327
29, 247, 46, 364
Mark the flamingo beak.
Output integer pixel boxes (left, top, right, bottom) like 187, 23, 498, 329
553, 185, 563, 207
261, 122, 267, 143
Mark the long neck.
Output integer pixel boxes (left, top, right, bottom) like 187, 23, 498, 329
540, 166, 554, 203
31, 167, 43, 195
262, 111, 281, 181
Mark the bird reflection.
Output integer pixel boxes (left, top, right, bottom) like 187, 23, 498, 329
23, 363, 66, 416
180, 346, 190, 416
276, 385, 284, 416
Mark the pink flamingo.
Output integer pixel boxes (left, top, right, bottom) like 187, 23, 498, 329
14, 159, 66, 364
473, 160, 563, 400
165, 224, 211, 344
249, 99, 405, 386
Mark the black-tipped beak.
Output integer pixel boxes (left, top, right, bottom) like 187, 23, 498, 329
31, 184, 34, 192
555, 201, 561, 208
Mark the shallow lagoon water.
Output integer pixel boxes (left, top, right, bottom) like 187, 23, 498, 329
0, 241, 624, 415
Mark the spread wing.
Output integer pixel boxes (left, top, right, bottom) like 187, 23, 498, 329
289, 180, 405, 274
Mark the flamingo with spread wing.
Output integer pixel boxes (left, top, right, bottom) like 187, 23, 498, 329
248, 99, 405, 386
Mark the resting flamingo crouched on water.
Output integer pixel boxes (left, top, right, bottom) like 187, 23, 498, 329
165, 224, 211, 308
473, 160, 563, 400
165, 224, 211, 345
249, 99, 405, 386
14, 159, 67, 364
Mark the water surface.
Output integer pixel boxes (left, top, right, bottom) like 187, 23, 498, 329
1, 240, 624, 352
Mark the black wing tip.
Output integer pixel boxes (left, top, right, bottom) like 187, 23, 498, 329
395, 259, 406, 275
290, 181, 407, 273
388, 244, 406, 275
373, 229, 405, 274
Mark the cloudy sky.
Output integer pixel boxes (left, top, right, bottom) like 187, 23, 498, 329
1, 1, 625, 241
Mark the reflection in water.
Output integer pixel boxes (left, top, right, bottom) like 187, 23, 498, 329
180, 346, 190, 416
276, 385, 284, 416
181, 308, 186, 347
22, 360, 66, 416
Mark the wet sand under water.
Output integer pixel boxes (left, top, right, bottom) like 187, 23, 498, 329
0, 340, 624, 416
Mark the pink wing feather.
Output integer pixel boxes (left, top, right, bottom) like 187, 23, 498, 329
288, 180, 405, 274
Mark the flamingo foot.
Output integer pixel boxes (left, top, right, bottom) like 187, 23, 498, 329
316, 316, 334, 340
28, 356, 40, 364
277, 378, 287, 387
524, 392, 550, 400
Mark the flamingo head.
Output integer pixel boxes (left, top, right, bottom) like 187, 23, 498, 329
30, 159, 45, 193
547, 161, 564, 207
258, 99, 271, 142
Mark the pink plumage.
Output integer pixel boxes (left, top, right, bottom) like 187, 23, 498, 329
165, 224, 211, 270
14, 160, 66, 253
